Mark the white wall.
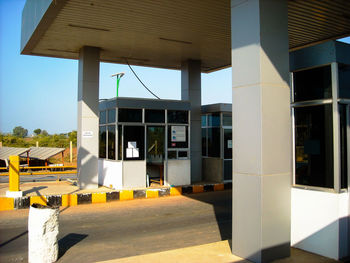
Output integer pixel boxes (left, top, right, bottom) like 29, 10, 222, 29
98, 159, 123, 189
123, 161, 146, 188
291, 188, 349, 259
166, 160, 191, 186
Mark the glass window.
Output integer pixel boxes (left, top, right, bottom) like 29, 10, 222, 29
339, 64, 350, 99
118, 108, 142, 122
293, 65, 332, 102
168, 125, 188, 148
208, 127, 220, 157
99, 126, 106, 158
208, 113, 220, 127
107, 125, 116, 160
202, 128, 207, 156
123, 126, 145, 160
99, 111, 107, 124
108, 109, 116, 123
178, 151, 188, 158
145, 109, 165, 123
167, 110, 188, 124
201, 115, 207, 127
224, 129, 232, 159
118, 125, 122, 160
168, 151, 177, 159
224, 160, 232, 181
339, 104, 348, 188
294, 105, 333, 188
223, 114, 232, 127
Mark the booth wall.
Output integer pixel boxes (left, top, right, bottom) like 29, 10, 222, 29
202, 157, 223, 183
98, 159, 123, 189
167, 160, 191, 186
291, 188, 349, 259
123, 161, 146, 188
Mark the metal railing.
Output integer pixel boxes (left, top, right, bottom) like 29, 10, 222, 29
0, 165, 77, 177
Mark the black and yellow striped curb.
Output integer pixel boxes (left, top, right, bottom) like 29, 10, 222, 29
0, 182, 232, 211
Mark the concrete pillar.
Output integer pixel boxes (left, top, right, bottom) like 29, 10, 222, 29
181, 60, 202, 182
231, 0, 291, 262
77, 46, 100, 189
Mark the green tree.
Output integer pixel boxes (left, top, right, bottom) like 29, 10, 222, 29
13, 126, 28, 138
33, 128, 42, 136
68, 130, 77, 146
41, 130, 49, 136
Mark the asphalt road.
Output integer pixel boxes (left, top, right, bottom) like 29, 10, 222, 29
0, 190, 232, 263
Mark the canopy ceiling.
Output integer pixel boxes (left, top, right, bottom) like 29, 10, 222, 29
21, 0, 350, 73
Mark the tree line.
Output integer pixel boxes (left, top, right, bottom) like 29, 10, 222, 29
0, 126, 77, 148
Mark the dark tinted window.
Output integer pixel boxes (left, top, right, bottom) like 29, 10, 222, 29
294, 105, 333, 188
224, 129, 232, 159
208, 127, 220, 157
223, 114, 232, 126
202, 128, 207, 156
293, 65, 332, 102
108, 109, 116, 123
339, 64, 350, 99
168, 151, 177, 159
178, 151, 188, 158
208, 113, 220, 127
107, 125, 116, 160
201, 115, 207, 127
118, 108, 142, 122
99, 126, 106, 158
123, 126, 145, 160
118, 125, 122, 160
100, 111, 107, 124
167, 110, 188, 124
145, 109, 165, 123
340, 104, 348, 188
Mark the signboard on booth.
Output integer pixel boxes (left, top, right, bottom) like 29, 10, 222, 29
171, 126, 186, 142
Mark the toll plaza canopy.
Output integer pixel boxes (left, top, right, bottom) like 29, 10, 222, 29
20, 1, 350, 262
21, 0, 350, 72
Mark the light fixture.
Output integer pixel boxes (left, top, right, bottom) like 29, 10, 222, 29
111, 72, 125, 98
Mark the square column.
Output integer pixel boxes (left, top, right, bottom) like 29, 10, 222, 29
231, 0, 291, 262
181, 60, 202, 182
77, 46, 100, 189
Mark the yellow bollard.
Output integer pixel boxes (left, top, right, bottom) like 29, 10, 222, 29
8, 156, 21, 195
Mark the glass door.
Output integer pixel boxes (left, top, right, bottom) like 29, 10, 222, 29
146, 126, 165, 186
223, 128, 232, 181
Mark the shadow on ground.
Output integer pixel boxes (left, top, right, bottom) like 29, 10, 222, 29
58, 233, 88, 259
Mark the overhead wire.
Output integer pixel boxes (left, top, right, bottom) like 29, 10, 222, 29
125, 59, 161, 99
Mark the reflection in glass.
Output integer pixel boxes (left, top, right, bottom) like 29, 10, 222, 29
293, 65, 332, 102
202, 128, 207, 156
107, 125, 116, 160
99, 126, 106, 158
108, 109, 116, 123
223, 114, 232, 126
294, 105, 333, 188
118, 125, 122, 160
168, 151, 177, 159
99, 111, 106, 124
339, 104, 348, 188
208, 113, 220, 127
201, 115, 207, 127
339, 64, 350, 99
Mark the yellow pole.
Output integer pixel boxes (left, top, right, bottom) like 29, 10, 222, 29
70, 141, 73, 163
9, 155, 20, 192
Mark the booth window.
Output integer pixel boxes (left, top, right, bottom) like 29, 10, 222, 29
118, 108, 142, 122
201, 115, 207, 126
123, 126, 145, 160
107, 125, 116, 160
108, 109, 116, 123
293, 65, 332, 102
224, 129, 232, 159
208, 113, 220, 127
168, 125, 188, 148
202, 128, 207, 156
145, 109, 165, 123
208, 127, 220, 157
294, 105, 334, 188
167, 110, 188, 124
99, 126, 107, 158
223, 113, 232, 126
339, 104, 348, 188
168, 151, 177, 159
100, 111, 107, 124
339, 64, 350, 99
118, 125, 122, 160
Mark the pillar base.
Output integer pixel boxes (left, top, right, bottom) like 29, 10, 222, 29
6, 190, 23, 198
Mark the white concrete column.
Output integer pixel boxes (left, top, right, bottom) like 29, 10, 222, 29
231, 0, 291, 262
181, 60, 202, 182
77, 46, 100, 189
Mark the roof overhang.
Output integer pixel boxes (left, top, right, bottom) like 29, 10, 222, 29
21, 0, 350, 73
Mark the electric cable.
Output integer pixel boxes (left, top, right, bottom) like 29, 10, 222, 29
125, 58, 161, 99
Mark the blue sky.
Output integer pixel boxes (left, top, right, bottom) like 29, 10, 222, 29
0, 0, 349, 135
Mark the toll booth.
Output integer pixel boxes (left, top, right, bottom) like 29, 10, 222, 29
201, 103, 232, 183
98, 97, 191, 189
290, 40, 350, 259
